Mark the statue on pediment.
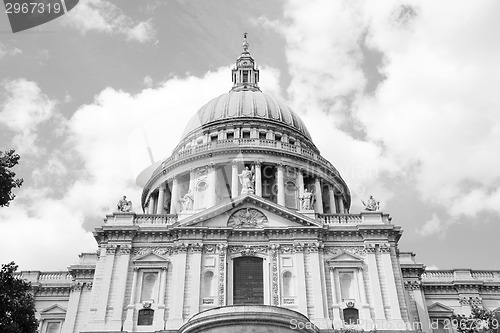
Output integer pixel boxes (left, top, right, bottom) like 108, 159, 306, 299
117, 195, 132, 212
362, 195, 379, 211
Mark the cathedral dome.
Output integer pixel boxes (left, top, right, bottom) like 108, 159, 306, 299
181, 90, 312, 142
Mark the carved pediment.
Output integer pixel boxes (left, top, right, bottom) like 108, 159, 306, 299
327, 251, 364, 268
40, 304, 66, 315
428, 302, 454, 314
329, 251, 364, 262
133, 252, 169, 263
178, 194, 321, 228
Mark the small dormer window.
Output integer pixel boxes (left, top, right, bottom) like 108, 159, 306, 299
227, 132, 234, 140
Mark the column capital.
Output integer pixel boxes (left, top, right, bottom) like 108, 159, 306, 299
159, 182, 167, 190
254, 161, 262, 167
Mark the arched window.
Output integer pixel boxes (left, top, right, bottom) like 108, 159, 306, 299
137, 309, 154, 326
343, 308, 359, 325
340, 272, 353, 300
140, 273, 157, 302
195, 181, 207, 209
282, 271, 293, 297
203, 271, 215, 296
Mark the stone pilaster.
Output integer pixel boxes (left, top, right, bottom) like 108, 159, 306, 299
188, 245, 202, 315
365, 244, 385, 322
207, 163, 217, 207
62, 283, 83, 333
109, 245, 132, 329
147, 195, 155, 214
297, 169, 304, 198
329, 186, 337, 214
379, 244, 403, 322
168, 244, 188, 328
123, 267, 139, 332
294, 244, 308, 316
156, 183, 166, 214
95, 245, 117, 323
231, 162, 239, 198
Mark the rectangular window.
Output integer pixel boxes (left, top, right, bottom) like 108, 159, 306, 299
227, 132, 234, 140
242, 131, 250, 139
233, 257, 263, 304
242, 71, 249, 83
45, 322, 62, 333
259, 132, 267, 140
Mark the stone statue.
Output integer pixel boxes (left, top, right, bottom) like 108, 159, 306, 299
180, 190, 194, 211
300, 188, 313, 210
117, 195, 132, 212
238, 166, 254, 194
362, 195, 380, 211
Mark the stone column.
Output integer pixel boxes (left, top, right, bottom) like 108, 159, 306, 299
231, 162, 239, 198
338, 195, 345, 214
314, 178, 323, 213
123, 268, 139, 332
207, 163, 217, 207
147, 195, 156, 214
380, 245, 403, 322
189, 169, 196, 193
277, 164, 285, 206
329, 186, 337, 214
159, 267, 168, 305
170, 177, 179, 214
254, 162, 262, 197
156, 183, 166, 214
365, 245, 385, 322
297, 169, 304, 198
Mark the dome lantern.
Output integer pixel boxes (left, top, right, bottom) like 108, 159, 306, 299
231, 33, 260, 92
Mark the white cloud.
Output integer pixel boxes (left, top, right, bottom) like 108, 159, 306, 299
269, 0, 500, 232
0, 78, 57, 156
62, 0, 156, 43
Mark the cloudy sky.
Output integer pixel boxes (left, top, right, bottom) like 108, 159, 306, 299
1, 0, 499, 271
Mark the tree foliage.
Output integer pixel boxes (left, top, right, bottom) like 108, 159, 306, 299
0, 150, 23, 207
0, 262, 38, 333
451, 306, 500, 333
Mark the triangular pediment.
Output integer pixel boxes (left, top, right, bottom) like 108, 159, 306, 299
428, 302, 454, 314
133, 252, 169, 263
40, 304, 66, 314
329, 251, 364, 262
177, 194, 321, 229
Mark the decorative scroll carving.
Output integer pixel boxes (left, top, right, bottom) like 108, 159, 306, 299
269, 244, 280, 306
217, 244, 227, 306
304, 243, 322, 253
379, 243, 391, 253
132, 247, 174, 257
191, 243, 203, 252
324, 246, 366, 257
279, 244, 296, 254
175, 243, 189, 252
228, 208, 268, 228
229, 245, 268, 256
204, 244, 216, 253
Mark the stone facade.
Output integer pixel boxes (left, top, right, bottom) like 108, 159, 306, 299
23, 36, 500, 333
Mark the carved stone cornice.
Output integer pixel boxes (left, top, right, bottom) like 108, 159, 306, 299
119, 245, 132, 254
229, 245, 268, 256
132, 246, 174, 257
106, 245, 117, 254
191, 243, 203, 253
